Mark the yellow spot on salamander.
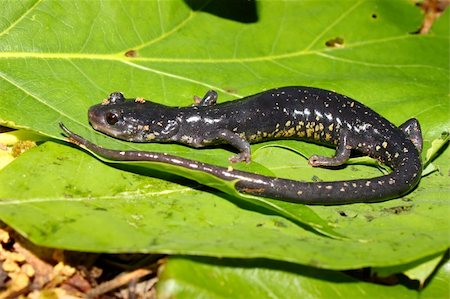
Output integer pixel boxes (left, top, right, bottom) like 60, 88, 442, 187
382, 141, 388, 148
135, 97, 146, 103
275, 131, 284, 138
147, 133, 156, 140
328, 124, 334, 131
285, 120, 291, 127
325, 133, 332, 141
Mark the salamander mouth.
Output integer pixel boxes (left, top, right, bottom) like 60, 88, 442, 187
88, 107, 104, 131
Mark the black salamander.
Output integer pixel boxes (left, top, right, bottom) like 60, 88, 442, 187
60, 86, 423, 204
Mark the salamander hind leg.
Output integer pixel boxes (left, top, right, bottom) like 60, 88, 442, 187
309, 131, 352, 167
399, 118, 423, 153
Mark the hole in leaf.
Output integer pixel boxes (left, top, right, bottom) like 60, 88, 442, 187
325, 37, 344, 48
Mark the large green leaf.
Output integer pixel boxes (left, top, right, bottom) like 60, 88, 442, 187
0, 141, 448, 271
0, 0, 449, 273
157, 256, 450, 299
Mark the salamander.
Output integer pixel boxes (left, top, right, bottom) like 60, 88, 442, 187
60, 86, 423, 204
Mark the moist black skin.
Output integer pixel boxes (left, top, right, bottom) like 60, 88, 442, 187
61, 86, 423, 204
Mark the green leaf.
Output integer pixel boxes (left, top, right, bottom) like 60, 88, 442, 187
0, 142, 347, 259
0, 0, 449, 271
423, 132, 450, 175
157, 256, 420, 299
373, 252, 446, 286
0, 142, 448, 271
420, 258, 450, 299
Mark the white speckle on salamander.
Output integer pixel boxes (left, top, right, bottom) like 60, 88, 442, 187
204, 117, 222, 124
186, 115, 201, 123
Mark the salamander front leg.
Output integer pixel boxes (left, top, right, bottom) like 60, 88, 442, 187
193, 90, 218, 107
216, 129, 251, 163
309, 131, 351, 167
399, 118, 423, 153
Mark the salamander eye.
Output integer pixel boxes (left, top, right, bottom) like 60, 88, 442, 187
105, 112, 119, 125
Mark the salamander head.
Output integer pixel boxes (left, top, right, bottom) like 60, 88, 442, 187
88, 92, 179, 142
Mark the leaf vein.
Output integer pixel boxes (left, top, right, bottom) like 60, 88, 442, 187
0, 0, 43, 37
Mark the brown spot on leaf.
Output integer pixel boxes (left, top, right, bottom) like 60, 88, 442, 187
124, 50, 138, 57
325, 37, 344, 48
